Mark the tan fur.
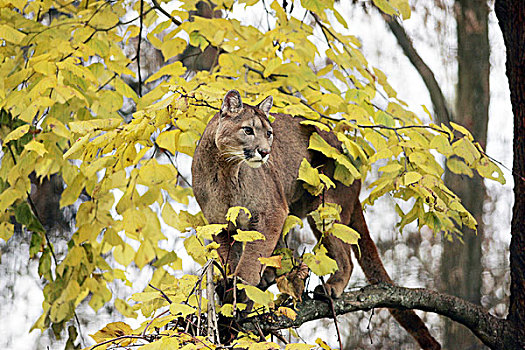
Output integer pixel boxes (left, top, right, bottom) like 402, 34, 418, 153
193, 91, 371, 296
191, 91, 440, 349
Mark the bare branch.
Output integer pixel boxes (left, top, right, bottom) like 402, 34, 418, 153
150, 0, 182, 26
240, 284, 522, 350
380, 13, 452, 126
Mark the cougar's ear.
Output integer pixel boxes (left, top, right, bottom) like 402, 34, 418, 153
221, 90, 243, 115
257, 95, 273, 116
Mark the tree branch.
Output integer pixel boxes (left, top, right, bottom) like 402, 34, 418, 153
380, 13, 452, 126
150, 0, 182, 26
240, 284, 522, 350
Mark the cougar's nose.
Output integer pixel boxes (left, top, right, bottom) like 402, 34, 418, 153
258, 149, 270, 158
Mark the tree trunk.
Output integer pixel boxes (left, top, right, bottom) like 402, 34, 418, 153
495, 0, 525, 340
441, 1, 490, 348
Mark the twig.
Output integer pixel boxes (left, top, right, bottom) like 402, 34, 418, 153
205, 260, 221, 344
150, 0, 182, 25
89, 335, 147, 349
367, 308, 375, 344
136, 0, 144, 97
196, 272, 203, 336
319, 278, 342, 350
142, 310, 170, 337
148, 283, 173, 304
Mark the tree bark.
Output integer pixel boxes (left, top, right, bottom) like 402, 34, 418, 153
495, 0, 525, 340
441, 1, 490, 348
240, 284, 522, 349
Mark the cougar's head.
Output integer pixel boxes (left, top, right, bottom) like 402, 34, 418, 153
215, 90, 274, 169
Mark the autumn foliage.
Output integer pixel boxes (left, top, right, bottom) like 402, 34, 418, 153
0, 0, 506, 348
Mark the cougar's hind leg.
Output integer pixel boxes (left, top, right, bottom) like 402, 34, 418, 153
307, 211, 354, 298
349, 199, 393, 284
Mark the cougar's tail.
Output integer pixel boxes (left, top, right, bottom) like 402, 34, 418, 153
351, 200, 441, 350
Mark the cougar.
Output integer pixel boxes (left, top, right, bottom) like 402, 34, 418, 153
191, 90, 439, 349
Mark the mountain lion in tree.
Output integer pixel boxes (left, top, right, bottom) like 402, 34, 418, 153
191, 90, 438, 349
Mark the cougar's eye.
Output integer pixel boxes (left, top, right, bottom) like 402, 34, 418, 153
242, 126, 254, 135
266, 130, 273, 138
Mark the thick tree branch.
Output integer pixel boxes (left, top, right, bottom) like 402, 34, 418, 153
240, 284, 522, 350
381, 13, 452, 126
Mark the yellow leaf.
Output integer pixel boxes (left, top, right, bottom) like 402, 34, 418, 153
452, 137, 480, 165
156, 130, 179, 155
372, 0, 397, 16
135, 239, 156, 269
46, 118, 71, 139
450, 121, 473, 139
3, 124, 29, 143
238, 284, 274, 307
379, 162, 403, 173
315, 338, 334, 350
184, 235, 207, 265
282, 215, 303, 238
68, 118, 122, 134
276, 306, 297, 320
329, 223, 360, 244
0, 222, 14, 241
233, 229, 265, 242
258, 256, 282, 268
475, 157, 505, 184
63, 134, 90, 160
90, 322, 134, 345
446, 157, 473, 177
300, 120, 330, 132
430, 134, 453, 156
403, 171, 422, 185
196, 224, 226, 240
145, 61, 186, 83
169, 303, 196, 317
161, 37, 187, 60
298, 158, 321, 191
226, 206, 251, 225
114, 243, 135, 266
303, 245, 338, 276
177, 130, 200, 156
0, 24, 26, 44
24, 140, 48, 157
138, 160, 176, 186
263, 57, 282, 77
308, 133, 340, 159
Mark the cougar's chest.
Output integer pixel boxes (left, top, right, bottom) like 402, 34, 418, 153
195, 164, 284, 226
